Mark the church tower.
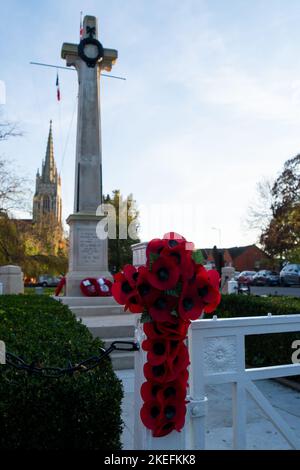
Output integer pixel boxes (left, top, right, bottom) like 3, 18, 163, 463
33, 120, 62, 225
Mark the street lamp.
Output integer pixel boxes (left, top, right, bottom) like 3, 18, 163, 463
211, 227, 222, 247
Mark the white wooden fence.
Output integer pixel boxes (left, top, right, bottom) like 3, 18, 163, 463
134, 314, 300, 450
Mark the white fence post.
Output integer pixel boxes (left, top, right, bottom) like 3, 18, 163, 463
187, 325, 207, 449
133, 318, 187, 450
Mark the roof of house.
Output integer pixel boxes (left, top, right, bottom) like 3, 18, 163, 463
199, 245, 265, 260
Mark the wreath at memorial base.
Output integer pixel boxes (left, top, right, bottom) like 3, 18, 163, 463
54, 277, 66, 296
80, 277, 112, 297
112, 232, 221, 437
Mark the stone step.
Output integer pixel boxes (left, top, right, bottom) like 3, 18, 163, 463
111, 352, 134, 370
103, 337, 134, 349
69, 304, 125, 317
74, 312, 136, 371
54, 296, 120, 307
81, 314, 136, 339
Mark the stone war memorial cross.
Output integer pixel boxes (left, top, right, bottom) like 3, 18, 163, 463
61, 15, 117, 297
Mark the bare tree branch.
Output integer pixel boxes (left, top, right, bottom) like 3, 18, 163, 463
0, 155, 32, 214
245, 177, 274, 232
0, 121, 22, 141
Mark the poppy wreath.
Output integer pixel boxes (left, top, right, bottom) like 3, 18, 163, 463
54, 276, 66, 296
112, 232, 221, 437
80, 277, 112, 297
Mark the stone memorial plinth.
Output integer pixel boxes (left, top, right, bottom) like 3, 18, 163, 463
66, 214, 111, 296
0, 265, 24, 295
131, 242, 148, 267
221, 266, 235, 294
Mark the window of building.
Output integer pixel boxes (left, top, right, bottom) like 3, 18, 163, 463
43, 195, 50, 212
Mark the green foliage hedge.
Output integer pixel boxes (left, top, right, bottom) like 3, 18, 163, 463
0, 296, 123, 449
211, 294, 300, 368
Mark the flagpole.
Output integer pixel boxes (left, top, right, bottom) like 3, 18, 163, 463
30, 62, 126, 81
80, 11, 83, 39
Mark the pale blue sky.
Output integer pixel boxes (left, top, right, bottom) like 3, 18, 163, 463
1, 0, 300, 247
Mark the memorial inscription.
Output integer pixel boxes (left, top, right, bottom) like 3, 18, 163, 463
78, 229, 103, 266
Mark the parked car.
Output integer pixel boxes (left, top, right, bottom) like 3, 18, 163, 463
237, 271, 256, 285
37, 275, 62, 287
252, 270, 280, 286
24, 277, 37, 287
279, 264, 300, 286
234, 271, 241, 281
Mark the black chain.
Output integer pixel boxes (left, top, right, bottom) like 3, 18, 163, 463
2, 341, 139, 379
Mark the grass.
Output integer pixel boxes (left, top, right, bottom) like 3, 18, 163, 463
24, 286, 56, 296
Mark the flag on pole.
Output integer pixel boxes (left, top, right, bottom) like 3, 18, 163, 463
80, 11, 83, 39
56, 72, 60, 101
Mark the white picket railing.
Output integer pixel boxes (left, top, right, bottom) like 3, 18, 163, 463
134, 314, 300, 450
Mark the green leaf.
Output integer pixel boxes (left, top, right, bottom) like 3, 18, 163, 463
140, 311, 153, 324
192, 249, 204, 264
175, 282, 183, 295
149, 252, 160, 269
165, 289, 179, 297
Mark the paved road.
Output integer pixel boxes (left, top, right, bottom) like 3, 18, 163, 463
250, 286, 300, 297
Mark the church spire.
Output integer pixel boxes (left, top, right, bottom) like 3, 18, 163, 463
43, 120, 55, 182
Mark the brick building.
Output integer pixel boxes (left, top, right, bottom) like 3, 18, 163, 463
200, 245, 270, 272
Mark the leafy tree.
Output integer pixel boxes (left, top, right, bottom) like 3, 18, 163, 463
0, 214, 26, 266
103, 190, 140, 272
257, 155, 300, 262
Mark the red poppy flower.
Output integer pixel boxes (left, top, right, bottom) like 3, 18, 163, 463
136, 266, 160, 307
123, 264, 140, 286
178, 282, 204, 321
141, 381, 164, 402
195, 267, 221, 314
142, 337, 181, 365
167, 342, 190, 380
146, 238, 168, 266
152, 397, 187, 436
207, 269, 221, 290
140, 394, 187, 436
148, 293, 178, 323
156, 233, 196, 282
152, 420, 176, 437
143, 319, 190, 341
144, 342, 189, 383
144, 361, 170, 383
112, 272, 136, 305
162, 232, 186, 244
140, 399, 162, 431
161, 244, 195, 280
124, 293, 144, 314
140, 377, 188, 403
163, 232, 195, 254
156, 372, 189, 403
147, 256, 180, 291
